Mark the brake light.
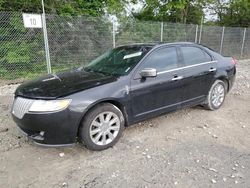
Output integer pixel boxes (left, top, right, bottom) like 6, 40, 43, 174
232, 58, 237, 65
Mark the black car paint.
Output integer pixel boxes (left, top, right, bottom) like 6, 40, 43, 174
16, 70, 117, 99
12, 42, 236, 145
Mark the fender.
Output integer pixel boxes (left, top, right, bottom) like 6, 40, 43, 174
77, 97, 131, 128
213, 68, 231, 92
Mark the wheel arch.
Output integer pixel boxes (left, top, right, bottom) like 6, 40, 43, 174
76, 99, 129, 140
216, 76, 229, 92
103, 100, 129, 126
214, 69, 230, 92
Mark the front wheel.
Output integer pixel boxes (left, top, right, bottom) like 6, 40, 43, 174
79, 103, 125, 151
204, 80, 226, 110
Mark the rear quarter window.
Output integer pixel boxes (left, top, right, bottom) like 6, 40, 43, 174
181, 46, 212, 66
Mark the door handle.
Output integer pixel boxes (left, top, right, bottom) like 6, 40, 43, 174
209, 68, 216, 72
172, 76, 183, 81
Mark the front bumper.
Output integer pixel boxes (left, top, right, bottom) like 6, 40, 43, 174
12, 108, 82, 145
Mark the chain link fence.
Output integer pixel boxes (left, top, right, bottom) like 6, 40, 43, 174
0, 11, 249, 83
46, 15, 112, 73
0, 12, 46, 81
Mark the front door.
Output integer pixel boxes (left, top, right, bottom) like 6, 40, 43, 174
130, 46, 186, 122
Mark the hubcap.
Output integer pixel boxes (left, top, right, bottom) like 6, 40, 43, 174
211, 83, 225, 107
89, 111, 120, 146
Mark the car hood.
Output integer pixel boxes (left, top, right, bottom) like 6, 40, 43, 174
15, 70, 117, 99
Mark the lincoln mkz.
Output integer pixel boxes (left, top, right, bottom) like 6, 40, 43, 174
12, 42, 236, 150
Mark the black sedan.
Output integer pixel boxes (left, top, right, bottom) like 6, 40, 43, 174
12, 42, 236, 150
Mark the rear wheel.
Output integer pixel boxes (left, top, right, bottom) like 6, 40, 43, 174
79, 103, 125, 151
204, 80, 226, 110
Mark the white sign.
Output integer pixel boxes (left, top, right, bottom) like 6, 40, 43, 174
22, 13, 42, 28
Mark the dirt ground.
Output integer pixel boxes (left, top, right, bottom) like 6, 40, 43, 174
0, 60, 250, 188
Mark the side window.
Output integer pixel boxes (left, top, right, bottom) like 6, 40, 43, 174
140, 47, 178, 72
181, 47, 212, 66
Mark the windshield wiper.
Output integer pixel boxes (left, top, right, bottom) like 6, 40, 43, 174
84, 67, 112, 76
94, 69, 113, 76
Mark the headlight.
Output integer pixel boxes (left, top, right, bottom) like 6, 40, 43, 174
29, 99, 71, 112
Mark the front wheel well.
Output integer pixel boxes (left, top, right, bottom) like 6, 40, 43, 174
77, 100, 128, 137
105, 100, 128, 126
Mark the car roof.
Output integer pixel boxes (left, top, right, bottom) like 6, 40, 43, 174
117, 42, 196, 48
116, 43, 156, 48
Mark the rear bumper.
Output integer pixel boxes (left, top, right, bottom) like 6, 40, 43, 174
12, 108, 82, 145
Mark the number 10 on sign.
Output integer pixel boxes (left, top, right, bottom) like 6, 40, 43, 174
22, 13, 42, 28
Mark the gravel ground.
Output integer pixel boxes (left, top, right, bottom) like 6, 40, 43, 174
0, 60, 249, 188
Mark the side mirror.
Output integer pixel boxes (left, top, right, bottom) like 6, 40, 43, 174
140, 68, 157, 78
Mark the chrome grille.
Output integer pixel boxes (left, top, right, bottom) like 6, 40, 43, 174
12, 97, 34, 119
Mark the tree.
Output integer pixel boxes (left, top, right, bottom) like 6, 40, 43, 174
220, 0, 250, 27
0, 0, 131, 17
132, 0, 205, 24
206, 0, 250, 27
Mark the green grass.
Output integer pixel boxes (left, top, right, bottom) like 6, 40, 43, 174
0, 63, 81, 81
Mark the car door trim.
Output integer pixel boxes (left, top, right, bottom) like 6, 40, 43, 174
157, 61, 217, 75
135, 95, 204, 117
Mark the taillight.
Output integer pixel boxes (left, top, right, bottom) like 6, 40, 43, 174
232, 57, 237, 65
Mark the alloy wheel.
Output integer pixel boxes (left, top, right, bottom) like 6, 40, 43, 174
211, 83, 225, 108
89, 111, 120, 146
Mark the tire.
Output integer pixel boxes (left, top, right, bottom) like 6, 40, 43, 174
204, 80, 226, 111
79, 103, 125, 151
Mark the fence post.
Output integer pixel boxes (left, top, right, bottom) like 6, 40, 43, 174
160, 22, 164, 42
220, 26, 225, 54
41, 0, 51, 74
195, 25, 198, 43
241, 28, 247, 58
112, 21, 116, 48
198, 16, 203, 44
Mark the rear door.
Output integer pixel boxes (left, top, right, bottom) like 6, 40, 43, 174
179, 46, 217, 106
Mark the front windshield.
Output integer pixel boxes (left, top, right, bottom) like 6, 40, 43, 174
84, 46, 152, 76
